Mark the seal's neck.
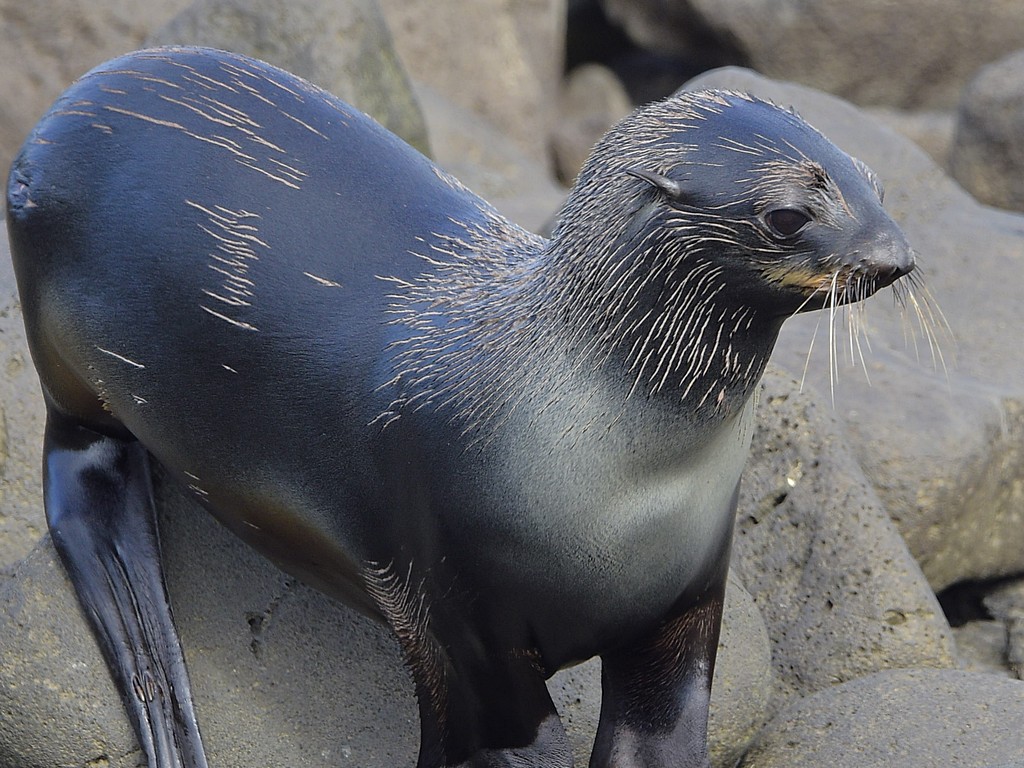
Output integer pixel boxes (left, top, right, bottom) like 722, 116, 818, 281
381, 210, 781, 434
536, 226, 782, 422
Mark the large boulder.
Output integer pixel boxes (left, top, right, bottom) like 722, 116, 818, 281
619, 0, 1024, 110
950, 49, 1024, 212
410, 83, 566, 234
0, 480, 416, 768
686, 67, 1024, 593
147, 0, 429, 154
735, 368, 957, 705
375, 0, 566, 166
740, 668, 1024, 768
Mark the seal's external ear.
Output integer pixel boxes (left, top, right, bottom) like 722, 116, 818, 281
626, 167, 684, 201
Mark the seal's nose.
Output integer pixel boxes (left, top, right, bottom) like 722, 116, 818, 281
866, 225, 915, 287
890, 238, 916, 278
880, 250, 915, 280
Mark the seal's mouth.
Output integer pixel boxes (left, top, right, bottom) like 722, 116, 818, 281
764, 260, 914, 313
762, 250, 950, 395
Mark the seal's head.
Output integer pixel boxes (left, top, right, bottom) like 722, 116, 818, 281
552, 90, 914, 321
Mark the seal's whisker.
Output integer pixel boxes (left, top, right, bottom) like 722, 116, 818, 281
841, 272, 858, 370
908, 271, 954, 345
827, 269, 841, 403
907, 282, 951, 378
901, 304, 923, 363
892, 278, 924, 362
796, 281, 828, 392
850, 290, 872, 386
845, 287, 855, 365
892, 269, 954, 379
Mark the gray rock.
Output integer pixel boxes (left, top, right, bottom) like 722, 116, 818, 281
739, 668, 1024, 768
708, 573, 775, 768
686, 67, 1024, 592
0, 478, 417, 768
146, 0, 429, 155
950, 49, 1024, 212
0, 540, 138, 768
866, 106, 955, 169
551, 63, 633, 185
0, 476, 774, 767
685, 0, 1024, 109
376, 0, 566, 166
0, 0, 192, 175
411, 83, 566, 234
735, 367, 957, 706
0, 232, 46, 572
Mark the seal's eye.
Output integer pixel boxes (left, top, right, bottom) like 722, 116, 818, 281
765, 208, 810, 238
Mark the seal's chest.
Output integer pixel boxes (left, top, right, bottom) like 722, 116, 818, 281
434, 399, 754, 636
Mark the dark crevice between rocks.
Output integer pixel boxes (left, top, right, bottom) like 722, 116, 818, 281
564, 0, 750, 106
936, 576, 1022, 627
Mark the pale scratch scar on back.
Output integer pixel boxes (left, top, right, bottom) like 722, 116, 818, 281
96, 346, 146, 369
200, 305, 259, 331
185, 199, 269, 332
303, 272, 342, 288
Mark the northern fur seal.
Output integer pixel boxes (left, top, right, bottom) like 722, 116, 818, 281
6, 47, 913, 768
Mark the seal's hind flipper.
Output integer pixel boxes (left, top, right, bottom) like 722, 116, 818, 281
42, 411, 208, 768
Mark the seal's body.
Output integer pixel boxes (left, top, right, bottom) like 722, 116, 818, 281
7, 48, 913, 768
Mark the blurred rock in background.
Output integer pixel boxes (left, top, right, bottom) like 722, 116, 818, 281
950, 49, 1024, 212
146, 0, 430, 154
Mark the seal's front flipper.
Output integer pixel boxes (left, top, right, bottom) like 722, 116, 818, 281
590, 566, 728, 768
43, 411, 208, 768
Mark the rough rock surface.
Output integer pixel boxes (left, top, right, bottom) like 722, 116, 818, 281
376, 0, 566, 165
686, 67, 1024, 593
0, 476, 773, 768
146, 0, 429, 154
0, 481, 416, 768
678, 0, 1024, 109
735, 367, 957, 705
950, 49, 1024, 213
0, 0, 192, 174
0, 234, 45, 571
739, 668, 1024, 768
709, 573, 775, 768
